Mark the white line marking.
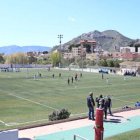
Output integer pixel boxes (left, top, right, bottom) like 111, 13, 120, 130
5, 122, 20, 126
8, 93, 58, 111
0, 120, 5, 124
18, 118, 49, 125
0, 120, 9, 126
4, 118, 49, 127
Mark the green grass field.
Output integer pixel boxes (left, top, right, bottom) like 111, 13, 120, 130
105, 128, 140, 140
0, 68, 140, 130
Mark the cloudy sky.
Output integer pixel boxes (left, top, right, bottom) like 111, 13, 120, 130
0, 0, 140, 47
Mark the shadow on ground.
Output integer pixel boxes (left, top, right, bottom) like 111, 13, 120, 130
104, 118, 122, 123
103, 115, 124, 123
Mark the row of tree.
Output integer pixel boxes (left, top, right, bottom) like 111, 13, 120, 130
74, 58, 120, 68
0, 52, 121, 68
0, 52, 58, 65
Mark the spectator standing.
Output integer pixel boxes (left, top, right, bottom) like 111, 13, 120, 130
107, 96, 112, 115
71, 77, 74, 83
75, 73, 78, 81
104, 97, 109, 119
102, 73, 104, 79
95, 97, 100, 108
80, 72, 82, 78
87, 92, 95, 120
96, 94, 103, 108
99, 95, 104, 109
68, 78, 70, 85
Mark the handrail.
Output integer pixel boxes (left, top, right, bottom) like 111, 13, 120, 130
74, 134, 88, 140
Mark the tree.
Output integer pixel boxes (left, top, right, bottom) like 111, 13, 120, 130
107, 60, 114, 67
77, 57, 87, 68
60, 57, 71, 67
98, 59, 108, 66
113, 60, 120, 67
50, 52, 61, 66
87, 60, 96, 66
5, 53, 28, 64
37, 55, 51, 65
0, 54, 5, 64
28, 56, 37, 64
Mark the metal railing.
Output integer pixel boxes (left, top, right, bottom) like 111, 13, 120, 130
74, 134, 88, 140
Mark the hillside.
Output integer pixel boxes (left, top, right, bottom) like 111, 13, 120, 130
0, 45, 51, 55
62, 30, 133, 52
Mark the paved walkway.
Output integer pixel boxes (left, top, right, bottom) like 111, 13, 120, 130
19, 109, 140, 140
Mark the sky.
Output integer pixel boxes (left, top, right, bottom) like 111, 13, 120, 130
0, 0, 140, 48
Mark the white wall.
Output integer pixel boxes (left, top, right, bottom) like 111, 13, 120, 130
138, 48, 140, 53
120, 47, 135, 53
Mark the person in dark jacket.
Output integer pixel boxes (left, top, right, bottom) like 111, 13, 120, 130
107, 96, 112, 115
68, 78, 70, 85
102, 73, 104, 79
87, 92, 95, 120
71, 77, 74, 83
103, 97, 109, 119
95, 97, 100, 108
75, 73, 78, 81
59, 73, 61, 77
96, 94, 103, 108
99, 95, 104, 109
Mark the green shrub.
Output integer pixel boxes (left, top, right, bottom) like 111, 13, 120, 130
49, 108, 71, 121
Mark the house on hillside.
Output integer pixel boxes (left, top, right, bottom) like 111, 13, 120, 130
120, 47, 136, 53
120, 46, 140, 53
63, 47, 86, 59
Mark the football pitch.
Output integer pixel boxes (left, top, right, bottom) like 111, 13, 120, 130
0, 68, 140, 130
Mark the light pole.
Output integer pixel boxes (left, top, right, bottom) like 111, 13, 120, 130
58, 34, 63, 67
81, 45, 84, 72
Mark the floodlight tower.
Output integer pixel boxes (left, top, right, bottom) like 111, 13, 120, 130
58, 34, 63, 67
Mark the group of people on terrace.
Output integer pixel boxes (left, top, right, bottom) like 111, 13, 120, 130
87, 92, 112, 120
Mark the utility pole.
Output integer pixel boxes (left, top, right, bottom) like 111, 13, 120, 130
81, 44, 84, 72
58, 34, 63, 67
58, 34, 63, 50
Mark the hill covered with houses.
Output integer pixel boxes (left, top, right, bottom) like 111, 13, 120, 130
60, 30, 133, 52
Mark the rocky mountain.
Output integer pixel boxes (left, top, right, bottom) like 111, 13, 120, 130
0, 45, 51, 55
62, 30, 134, 52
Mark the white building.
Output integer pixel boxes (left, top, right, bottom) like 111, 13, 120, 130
120, 46, 140, 53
